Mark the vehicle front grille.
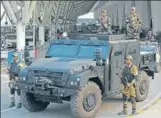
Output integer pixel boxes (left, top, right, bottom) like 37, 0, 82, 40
33, 70, 63, 84
34, 70, 46, 75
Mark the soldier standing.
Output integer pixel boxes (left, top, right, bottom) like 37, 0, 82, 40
100, 10, 112, 34
126, 7, 142, 39
118, 55, 138, 115
146, 29, 155, 41
8, 52, 25, 108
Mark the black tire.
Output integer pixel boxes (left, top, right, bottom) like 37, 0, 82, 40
70, 82, 102, 118
135, 71, 149, 102
21, 91, 49, 112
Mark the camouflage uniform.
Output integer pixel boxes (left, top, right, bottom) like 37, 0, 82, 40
100, 10, 112, 34
126, 7, 141, 39
8, 52, 25, 108
118, 55, 138, 115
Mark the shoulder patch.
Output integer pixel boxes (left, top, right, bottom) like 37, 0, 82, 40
131, 65, 138, 76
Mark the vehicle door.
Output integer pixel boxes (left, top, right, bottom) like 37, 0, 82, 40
110, 46, 125, 90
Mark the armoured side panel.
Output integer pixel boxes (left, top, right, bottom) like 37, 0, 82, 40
110, 43, 126, 91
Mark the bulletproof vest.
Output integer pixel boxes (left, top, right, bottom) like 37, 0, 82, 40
122, 65, 135, 83
10, 61, 20, 76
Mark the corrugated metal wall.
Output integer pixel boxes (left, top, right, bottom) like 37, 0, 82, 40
151, 1, 161, 33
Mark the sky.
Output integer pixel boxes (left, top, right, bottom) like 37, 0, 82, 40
78, 12, 94, 19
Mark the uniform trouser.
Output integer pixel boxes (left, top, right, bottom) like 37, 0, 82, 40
9, 74, 21, 103
127, 25, 140, 39
121, 84, 136, 113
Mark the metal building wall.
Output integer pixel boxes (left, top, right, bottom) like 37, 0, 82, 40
135, 1, 149, 28
151, 1, 161, 33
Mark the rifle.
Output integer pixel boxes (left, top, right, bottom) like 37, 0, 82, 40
117, 68, 130, 86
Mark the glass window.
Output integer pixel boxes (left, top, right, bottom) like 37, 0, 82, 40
47, 44, 78, 57
140, 44, 157, 52
77, 45, 109, 58
114, 51, 122, 56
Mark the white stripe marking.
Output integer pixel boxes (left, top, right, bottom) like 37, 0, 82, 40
140, 92, 161, 110
1, 107, 16, 113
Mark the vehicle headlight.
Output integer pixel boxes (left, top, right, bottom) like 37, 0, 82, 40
70, 68, 83, 75
22, 77, 26, 81
77, 77, 80, 81
67, 77, 81, 88
69, 81, 78, 86
19, 77, 27, 81
70, 81, 74, 85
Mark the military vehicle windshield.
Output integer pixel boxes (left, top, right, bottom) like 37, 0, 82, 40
47, 44, 78, 57
47, 42, 109, 59
77, 45, 108, 58
140, 44, 157, 52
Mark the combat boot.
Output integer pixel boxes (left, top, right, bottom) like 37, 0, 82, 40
118, 101, 128, 115
17, 102, 22, 108
118, 110, 128, 115
132, 109, 136, 115
9, 94, 15, 108
9, 102, 15, 108
131, 97, 137, 115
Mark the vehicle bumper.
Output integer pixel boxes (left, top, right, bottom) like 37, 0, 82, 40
15, 82, 77, 98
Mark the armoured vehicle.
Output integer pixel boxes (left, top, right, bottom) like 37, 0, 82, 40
16, 34, 156, 118
140, 41, 161, 73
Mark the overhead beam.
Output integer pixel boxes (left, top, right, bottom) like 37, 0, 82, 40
2, 1, 17, 24
65, 1, 74, 22
74, 1, 94, 8
76, 3, 94, 16
42, 1, 51, 25
51, 1, 57, 17
59, 1, 66, 18
22, 1, 30, 24
0, 11, 6, 21
54, 1, 63, 24
28, 1, 37, 20
10, 1, 18, 13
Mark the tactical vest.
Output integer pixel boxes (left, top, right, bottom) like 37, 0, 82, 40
122, 64, 137, 84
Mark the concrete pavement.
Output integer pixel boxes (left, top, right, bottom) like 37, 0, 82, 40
133, 98, 161, 118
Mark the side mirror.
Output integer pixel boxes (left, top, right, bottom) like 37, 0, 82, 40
94, 48, 103, 66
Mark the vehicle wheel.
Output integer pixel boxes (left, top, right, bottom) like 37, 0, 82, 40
21, 91, 49, 112
135, 71, 149, 102
70, 82, 102, 118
